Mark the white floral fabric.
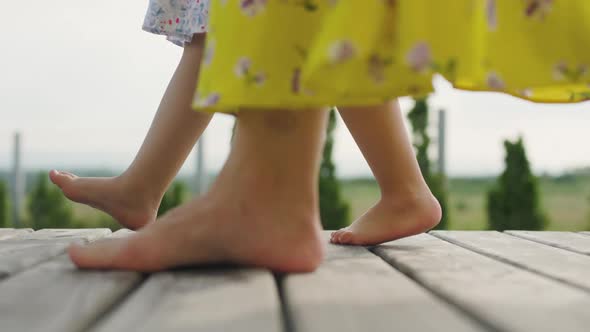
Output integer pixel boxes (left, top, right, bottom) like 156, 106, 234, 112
142, 0, 210, 47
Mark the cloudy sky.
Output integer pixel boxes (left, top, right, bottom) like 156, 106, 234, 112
1, 1, 589, 178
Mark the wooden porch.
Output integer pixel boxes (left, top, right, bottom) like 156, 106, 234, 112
1, 228, 589, 332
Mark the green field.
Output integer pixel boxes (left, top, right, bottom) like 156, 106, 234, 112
64, 176, 590, 231
340, 176, 590, 231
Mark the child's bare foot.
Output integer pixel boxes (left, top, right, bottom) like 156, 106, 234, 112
330, 193, 441, 246
49, 170, 160, 230
68, 183, 324, 273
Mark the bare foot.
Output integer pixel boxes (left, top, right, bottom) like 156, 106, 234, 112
49, 170, 160, 230
330, 193, 441, 246
68, 182, 325, 273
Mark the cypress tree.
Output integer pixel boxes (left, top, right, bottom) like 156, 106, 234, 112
319, 109, 351, 230
407, 98, 449, 229
29, 172, 75, 229
487, 137, 547, 230
0, 180, 9, 227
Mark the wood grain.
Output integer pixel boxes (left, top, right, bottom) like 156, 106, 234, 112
432, 231, 590, 292
92, 268, 282, 332
374, 232, 590, 332
282, 232, 482, 332
506, 231, 590, 255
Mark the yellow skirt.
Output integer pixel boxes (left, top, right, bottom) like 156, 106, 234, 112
192, 0, 590, 113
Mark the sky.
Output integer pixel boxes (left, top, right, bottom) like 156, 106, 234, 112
1, 1, 590, 178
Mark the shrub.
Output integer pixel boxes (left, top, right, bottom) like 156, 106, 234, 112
319, 109, 351, 230
487, 137, 547, 231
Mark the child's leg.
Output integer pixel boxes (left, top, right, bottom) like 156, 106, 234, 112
332, 100, 441, 245
50, 34, 212, 229
68, 108, 327, 273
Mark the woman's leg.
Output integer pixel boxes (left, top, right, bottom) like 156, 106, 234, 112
50, 34, 213, 229
332, 100, 441, 245
68, 108, 328, 273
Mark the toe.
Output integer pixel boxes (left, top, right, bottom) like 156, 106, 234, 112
330, 230, 343, 244
68, 234, 163, 271
68, 238, 127, 270
338, 231, 354, 245
330, 231, 338, 243
49, 170, 76, 189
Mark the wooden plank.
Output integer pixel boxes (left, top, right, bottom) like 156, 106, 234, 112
282, 232, 482, 332
91, 268, 281, 332
506, 231, 590, 256
0, 254, 142, 332
0, 228, 112, 279
110, 229, 135, 238
0, 228, 33, 240
432, 231, 590, 292
580, 232, 590, 237
26, 228, 112, 241
373, 233, 590, 332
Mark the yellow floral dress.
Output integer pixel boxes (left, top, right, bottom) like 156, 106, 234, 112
192, 0, 590, 113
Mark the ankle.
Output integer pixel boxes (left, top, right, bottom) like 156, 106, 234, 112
380, 181, 434, 204
115, 172, 163, 208
379, 190, 441, 217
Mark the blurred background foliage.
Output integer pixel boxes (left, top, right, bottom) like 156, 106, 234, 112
2, 98, 590, 231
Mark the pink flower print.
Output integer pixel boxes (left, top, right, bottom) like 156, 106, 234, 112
519, 88, 533, 98
368, 54, 393, 84
253, 72, 266, 86
204, 93, 220, 106
328, 40, 356, 64
234, 57, 252, 77
203, 39, 215, 66
240, 0, 267, 17
524, 0, 553, 18
578, 64, 589, 78
194, 92, 220, 108
553, 61, 568, 81
486, 72, 505, 90
553, 61, 589, 82
202, 93, 221, 107
234, 57, 266, 86
406, 42, 432, 73
486, 0, 497, 30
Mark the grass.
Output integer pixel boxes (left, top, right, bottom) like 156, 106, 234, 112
340, 176, 590, 231
63, 175, 590, 231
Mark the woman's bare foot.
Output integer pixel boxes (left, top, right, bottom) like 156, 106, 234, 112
68, 108, 329, 273
68, 182, 324, 273
330, 193, 441, 246
49, 170, 161, 230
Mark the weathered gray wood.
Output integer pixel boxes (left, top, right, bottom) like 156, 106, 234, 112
0, 228, 112, 279
91, 269, 281, 332
0, 228, 32, 240
0, 254, 141, 332
110, 229, 135, 238
580, 232, 590, 237
432, 231, 590, 292
506, 231, 590, 255
282, 233, 482, 332
26, 228, 112, 241
373, 233, 590, 332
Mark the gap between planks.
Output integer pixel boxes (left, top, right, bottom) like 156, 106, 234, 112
504, 231, 590, 256
372, 232, 590, 332
432, 231, 590, 294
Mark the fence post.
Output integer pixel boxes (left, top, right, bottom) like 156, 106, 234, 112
11, 132, 24, 227
195, 134, 207, 195
437, 109, 447, 177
